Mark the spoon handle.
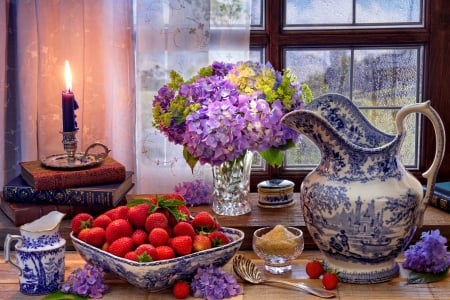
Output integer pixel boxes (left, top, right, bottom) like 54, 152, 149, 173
264, 279, 336, 298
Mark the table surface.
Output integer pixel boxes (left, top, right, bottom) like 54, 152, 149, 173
1, 250, 449, 300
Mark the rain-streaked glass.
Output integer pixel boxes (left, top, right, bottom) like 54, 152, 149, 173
284, 0, 423, 28
284, 46, 422, 167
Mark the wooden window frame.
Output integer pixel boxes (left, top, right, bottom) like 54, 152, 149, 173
249, 0, 450, 191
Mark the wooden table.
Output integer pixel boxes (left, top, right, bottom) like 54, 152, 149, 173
2, 194, 449, 251
1, 251, 449, 300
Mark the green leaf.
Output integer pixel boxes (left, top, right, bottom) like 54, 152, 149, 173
183, 146, 199, 173
407, 268, 449, 284
258, 148, 285, 167
42, 291, 87, 300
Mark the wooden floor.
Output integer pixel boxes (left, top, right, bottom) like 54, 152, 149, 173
0, 193, 449, 251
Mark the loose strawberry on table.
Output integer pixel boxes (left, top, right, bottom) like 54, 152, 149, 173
305, 260, 325, 279
322, 272, 339, 290
172, 280, 190, 299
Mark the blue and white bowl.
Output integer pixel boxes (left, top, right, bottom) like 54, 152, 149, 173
71, 227, 244, 291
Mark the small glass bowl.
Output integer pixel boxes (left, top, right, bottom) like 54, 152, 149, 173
252, 226, 304, 274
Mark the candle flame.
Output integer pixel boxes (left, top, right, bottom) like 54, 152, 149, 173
65, 60, 72, 92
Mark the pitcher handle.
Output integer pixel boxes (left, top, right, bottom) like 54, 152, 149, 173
3, 234, 24, 275
395, 100, 446, 226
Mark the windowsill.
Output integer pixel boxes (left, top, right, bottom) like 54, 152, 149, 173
0, 193, 448, 251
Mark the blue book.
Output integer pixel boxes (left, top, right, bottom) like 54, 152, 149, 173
424, 181, 450, 213
3, 171, 134, 207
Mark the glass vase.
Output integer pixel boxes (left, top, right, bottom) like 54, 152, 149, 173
211, 150, 253, 216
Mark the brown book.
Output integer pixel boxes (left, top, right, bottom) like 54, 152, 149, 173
0, 193, 127, 226
20, 156, 126, 190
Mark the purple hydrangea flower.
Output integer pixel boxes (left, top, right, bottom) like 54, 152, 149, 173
61, 264, 109, 299
152, 60, 312, 168
402, 229, 450, 274
191, 265, 242, 300
174, 179, 213, 206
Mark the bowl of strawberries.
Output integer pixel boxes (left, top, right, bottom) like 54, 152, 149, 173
70, 194, 244, 292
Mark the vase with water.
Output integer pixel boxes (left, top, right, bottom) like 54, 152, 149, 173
212, 150, 253, 216
4, 211, 66, 294
281, 93, 445, 283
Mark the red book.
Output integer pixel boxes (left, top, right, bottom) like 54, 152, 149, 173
20, 156, 126, 190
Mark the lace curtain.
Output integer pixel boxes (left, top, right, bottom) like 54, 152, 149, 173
0, 0, 250, 194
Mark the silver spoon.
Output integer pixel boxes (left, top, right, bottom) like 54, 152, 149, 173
232, 254, 336, 298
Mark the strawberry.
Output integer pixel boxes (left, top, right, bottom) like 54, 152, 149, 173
83, 227, 106, 247
108, 236, 134, 258
322, 272, 339, 290
192, 234, 212, 252
105, 219, 133, 244
191, 211, 217, 234
145, 212, 169, 232
149, 227, 169, 246
127, 203, 151, 229
171, 235, 193, 256
173, 221, 196, 238
172, 280, 190, 299
131, 228, 149, 246
105, 205, 129, 220
77, 228, 91, 243
92, 214, 112, 229
154, 245, 175, 260
71, 213, 93, 234
135, 244, 157, 262
208, 231, 229, 247
168, 205, 191, 226
306, 260, 325, 279
124, 251, 138, 262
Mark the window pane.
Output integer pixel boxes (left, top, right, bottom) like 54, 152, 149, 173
353, 47, 422, 107
285, 0, 423, 28
356, 0, 422, 24
285, 0, 352, 25
251, 0, 264, 29
285, 49, 351, 97
284, 46, 422, 168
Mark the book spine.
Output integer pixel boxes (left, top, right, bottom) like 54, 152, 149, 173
3, 186, 116, 206
30, 168, 126, 191
428, 192, 450, 213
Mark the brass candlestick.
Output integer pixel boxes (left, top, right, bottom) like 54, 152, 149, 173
62, 130, 78, 164
40, 131, 110, 169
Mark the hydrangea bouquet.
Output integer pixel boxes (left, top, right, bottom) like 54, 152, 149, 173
152, 61, 312, 171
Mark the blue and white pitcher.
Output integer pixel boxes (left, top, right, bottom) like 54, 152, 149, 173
281, 93, 445, 283
4, 211, 66, 294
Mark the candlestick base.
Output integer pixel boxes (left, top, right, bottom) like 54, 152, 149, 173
41, 134, 111, 169
41, 152, 106, 169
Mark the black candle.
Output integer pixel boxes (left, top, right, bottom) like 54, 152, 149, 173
62, 61, 78, 132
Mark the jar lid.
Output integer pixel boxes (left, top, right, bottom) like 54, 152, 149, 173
257, 179, 294, 191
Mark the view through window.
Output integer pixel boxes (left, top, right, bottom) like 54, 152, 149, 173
250, 0, 427, 189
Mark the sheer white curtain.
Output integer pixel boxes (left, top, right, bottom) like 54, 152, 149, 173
1, 0, 250, 194
134, 0, 251, 193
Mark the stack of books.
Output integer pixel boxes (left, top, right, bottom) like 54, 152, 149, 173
1, 156, 134, 226
424, 181, 450, 213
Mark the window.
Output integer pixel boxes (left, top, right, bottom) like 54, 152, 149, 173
249, 0, 440, 191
